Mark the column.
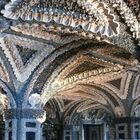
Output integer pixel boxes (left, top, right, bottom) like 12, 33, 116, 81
130, 118, 140, 139
4, 109, 46, 140
63, 125, 72, 140
72, 126, 80, 140
4, 118, 17, 140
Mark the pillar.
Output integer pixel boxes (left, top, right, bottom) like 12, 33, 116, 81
113, 117, 140, 139
4, 109, 46, 140
63, 125, 72, 140
4, 118, 17, 140
72, 126, 80, 140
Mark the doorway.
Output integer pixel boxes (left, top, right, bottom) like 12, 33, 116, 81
84, 124, 103, 140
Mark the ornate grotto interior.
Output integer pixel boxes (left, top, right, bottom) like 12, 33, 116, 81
0, 0, 140, 140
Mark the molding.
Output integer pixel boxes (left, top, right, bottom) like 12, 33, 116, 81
103, 0, 139, 44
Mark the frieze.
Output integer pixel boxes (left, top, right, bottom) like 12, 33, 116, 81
56, 54, 125, 79
55, 68, 122, 91
64, 105, 113, 125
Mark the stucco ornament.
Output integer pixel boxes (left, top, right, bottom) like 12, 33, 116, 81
80, 109, 108, 123
82, 111, 95, 121
114, 106, 123, 117
37, 111, 46, 123
1, 0, 119, 37
28, 93, 42, 109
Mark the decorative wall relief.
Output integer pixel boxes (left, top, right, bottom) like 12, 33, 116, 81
134, 104, 140, 117
2, 0, 120, 37
0, 35, 55, 82
28, 93, 42, 109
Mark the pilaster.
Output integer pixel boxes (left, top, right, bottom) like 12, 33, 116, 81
4, 109, 46, 140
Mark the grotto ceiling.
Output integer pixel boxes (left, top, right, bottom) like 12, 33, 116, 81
0, 0, 139, 118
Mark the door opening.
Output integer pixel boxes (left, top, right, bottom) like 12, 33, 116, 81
84, 124, 103, 140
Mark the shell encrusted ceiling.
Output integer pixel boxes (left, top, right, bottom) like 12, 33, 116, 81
0, 0, 140, 111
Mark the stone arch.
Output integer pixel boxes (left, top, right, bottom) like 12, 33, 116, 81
132, 72, 140, 100
63, 100, 85, 125
97, 84, 126, 117
48, 97, 64, 113
22, 40, 94, 108
13, 1, 138, 106
2, 0, 119, 37
55, 84, 125, 118
39, 81, 125, 116
130, 97, 140, 117
38, 45, 133, 107
56, 84, 114, 108
63, 100, 114, 126
22, 39, 136, 109
2, 0, 139, 43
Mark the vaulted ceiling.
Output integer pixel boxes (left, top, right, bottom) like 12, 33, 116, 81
0, 0, 139, 118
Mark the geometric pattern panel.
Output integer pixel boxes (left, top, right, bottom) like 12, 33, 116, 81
67, 61, 105, 77
108, 78, 122, 90
16, 45, 37, 65
0, 34, 55, 82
